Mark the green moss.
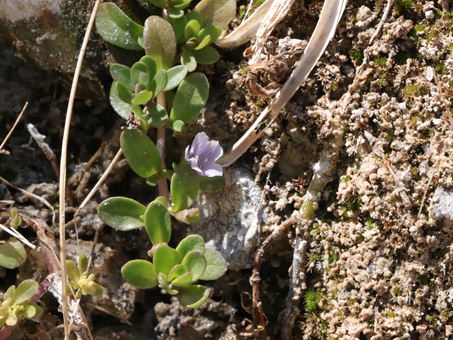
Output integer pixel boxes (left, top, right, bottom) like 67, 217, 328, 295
305, 290, 323, 312
374, 57, 387, 67
350, 50, 364, 63
405, 85, 420, 96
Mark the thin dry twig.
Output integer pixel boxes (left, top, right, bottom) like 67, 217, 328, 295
58, 1, 102, 338
74, 148, 122, 217
0, 223, 36, 249
0, 102, 28, 154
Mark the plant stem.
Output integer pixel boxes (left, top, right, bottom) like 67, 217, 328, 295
156, 92, 169, 200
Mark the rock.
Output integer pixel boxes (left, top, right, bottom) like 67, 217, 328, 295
190, 168, 264, 270
430, 187, 453, 223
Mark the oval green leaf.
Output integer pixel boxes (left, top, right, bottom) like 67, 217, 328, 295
95, 3, 144, 50
97, 197, 146, 231
0, 238, 26, 270
120, 129, 161, 178
154, 244, 182, 276
171, 271, 193, 287
168, 264, 188, 282
110, 82, 143, 120
185, 19, 201, 40
194, 0, 236, 29
110, 64, 134, 91
177, 285, 209, 308
198, 25, 222, 44
192, 45, 220, 64
169, 73, 209, 124
132, 90, 153, 105
14, 279, 39, 304
194, 35, 211, 50
146, 103, 168, 128
148, 0, 167, 9
122, 260, 158, 289
181, 250, 207, 282
176, 235, 205, 258
149, 69, 168, 97
158, 273, 178, 295
181, 49, 197, 72
199, 248, 227, 281
144, 16, 177, 70
66, 260, 80, 282
144, 200, 171, 245
165, 65, 188, 91
170, 161, 200, 212
131, 61, 151, 90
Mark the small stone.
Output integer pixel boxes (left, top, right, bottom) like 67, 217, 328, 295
430, 187, 453, 223
190, 168, 263, 270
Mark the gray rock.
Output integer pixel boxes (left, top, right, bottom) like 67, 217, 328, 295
430, 187, 453, 223
190, 168, 264, 270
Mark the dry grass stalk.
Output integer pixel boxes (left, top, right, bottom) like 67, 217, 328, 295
58, 1, 102, 338
0, 102, 28, 154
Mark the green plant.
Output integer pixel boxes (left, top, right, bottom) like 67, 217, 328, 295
0, 280, 43, 328
94, 0, 234, 308
66, 254, 104, 299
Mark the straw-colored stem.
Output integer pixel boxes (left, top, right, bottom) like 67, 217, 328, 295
58, 1, 102, 339
156, 92, 169, 200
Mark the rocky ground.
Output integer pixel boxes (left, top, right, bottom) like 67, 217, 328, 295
1, 0, 453, 339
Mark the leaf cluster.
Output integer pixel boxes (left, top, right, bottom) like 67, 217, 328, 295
66, 254, 104, 299
0, 280, 43, 328
98, 196, 227, 308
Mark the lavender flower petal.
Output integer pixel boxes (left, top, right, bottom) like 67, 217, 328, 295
185, 132, 224, 177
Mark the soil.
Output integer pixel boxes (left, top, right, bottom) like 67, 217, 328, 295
1, 0, 453, 339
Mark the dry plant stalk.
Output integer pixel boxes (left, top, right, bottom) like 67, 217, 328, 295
215, 0, 276, 49
0, 102, 28, 154
58, 1, 102, 338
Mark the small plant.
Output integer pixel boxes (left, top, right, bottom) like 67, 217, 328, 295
94, 0, 234, 308
0, 280, 43, 328
66, 254, 104, 299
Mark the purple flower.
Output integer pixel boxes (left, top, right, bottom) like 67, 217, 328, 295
185, 132, 223, 177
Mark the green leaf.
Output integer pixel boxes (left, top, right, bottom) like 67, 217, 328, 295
177, 285, 209, 308
167, 119, 185, 132
6, 285, 15, 297
168, 7, 184, 19
144, 200, 172, 245
198, 25, 222, 44
154, 244, 182, 276
144, 16, 177, 70
97, 197, 146, 231
168, 264, 188, 282
78, 253, 88, 274
181, 250, 207, 282
13, 280, 39, 304
199, 248, 227, 280
170, 73, 209, 124
171, 271, 193, 286
168, 16, 188, 44
24, 305, 36, 318
185, 11, 203, 26
34, 305, 43, 318
147, 0, 167, 8
110, 64, 134, 91
92, 282, 104, 296
173, 208, 201, 224
95, 3, 144, 50
131, 61, 151, 91
199, 176, 224, 193
132, 90, 153, 105
185, 19, 201, 40
165, 65, 188, 91
140, 56, 157, 81
181, 49, 197, 72
115, 81, 133, 104
174, 0, 191, 9
149, 69, 168, 97
146, 103, 168, 128
121, 129, 161, 178
170, 161, 200, 212
176, 235, 205, 258
110, 82, 143, 120
194, 0, 236, 29
122, 260, 158, 289
194, 35, 211, 50
66, 260, 80, 282
0, 238, 26, 269
192, 45, 220, 64
158, 273, 178, 295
